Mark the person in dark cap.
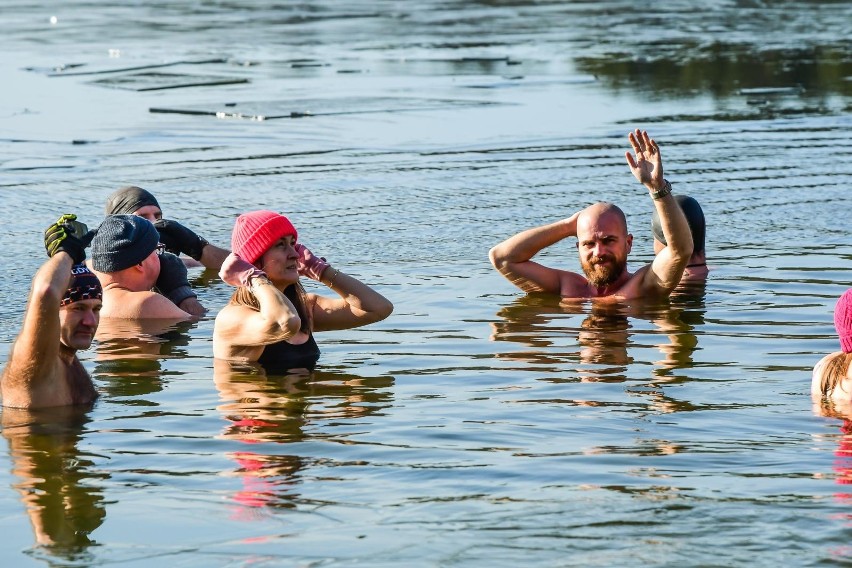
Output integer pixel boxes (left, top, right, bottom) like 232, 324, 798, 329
1, 214, 102, 408
652, 194, 708, 282
105, 185, 229, 271
89, 215, 202, 319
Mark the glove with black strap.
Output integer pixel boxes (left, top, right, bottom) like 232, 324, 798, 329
44, 214, 93, 264
153, 219, 208, 261
155, 251, 197, 306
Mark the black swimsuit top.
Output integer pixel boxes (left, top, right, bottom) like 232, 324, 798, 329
257, 333, 321, 374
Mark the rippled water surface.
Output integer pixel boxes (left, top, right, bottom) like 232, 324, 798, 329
1, 1, 851, 566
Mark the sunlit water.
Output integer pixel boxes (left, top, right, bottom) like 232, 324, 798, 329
1, 1, 851, 566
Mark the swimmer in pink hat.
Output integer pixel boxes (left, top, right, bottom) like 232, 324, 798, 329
813, 289, 852, 404
213, 210, 393, 373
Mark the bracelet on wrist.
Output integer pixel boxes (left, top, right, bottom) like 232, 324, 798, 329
249, 275, 272, 290
324, 267, 341, 288
650, 179, 672, 200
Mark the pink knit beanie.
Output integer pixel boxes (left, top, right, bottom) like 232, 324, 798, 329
835, 289, 852, 353
231, 210, 298, 265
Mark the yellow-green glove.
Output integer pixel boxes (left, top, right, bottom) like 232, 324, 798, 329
44, 214, 92, 264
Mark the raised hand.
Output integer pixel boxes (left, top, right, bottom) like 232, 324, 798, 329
625, 129, 664, 190
295, 243, 330, 281
153, 219, 207, 261
44, 214, 91, 264
219, 253, 267, 288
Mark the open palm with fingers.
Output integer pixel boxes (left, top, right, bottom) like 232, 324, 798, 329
625, 129, 664, 190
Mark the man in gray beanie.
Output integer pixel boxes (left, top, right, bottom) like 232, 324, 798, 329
89, 215, 204, 319
105, 186, 229, 271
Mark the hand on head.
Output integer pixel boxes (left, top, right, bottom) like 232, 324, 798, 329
154, 219, 207, 261
219, 253, 267, 288
295, 243, 329, 281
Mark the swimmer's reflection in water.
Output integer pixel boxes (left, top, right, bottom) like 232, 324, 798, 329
214, 360, 394, 513
650, 278, 707, 374
491, 290, 707, 385
490, 295, 632, 381
1, 405, 107, 559
93, 317, 196, 398
812, 401, 852, 524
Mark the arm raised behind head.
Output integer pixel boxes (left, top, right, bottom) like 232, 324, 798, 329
301, 244, 393, 332
489, 212, 581, 294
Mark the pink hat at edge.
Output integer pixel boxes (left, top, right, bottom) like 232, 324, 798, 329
231, 210, 298, 265
834, 288, 852, 354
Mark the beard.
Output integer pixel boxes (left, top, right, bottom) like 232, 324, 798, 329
581, 255, 626, 287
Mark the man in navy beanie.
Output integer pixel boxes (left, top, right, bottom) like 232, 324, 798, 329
89, 215, 203, 319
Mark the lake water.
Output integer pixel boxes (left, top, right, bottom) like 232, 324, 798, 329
1, 1, 851, 566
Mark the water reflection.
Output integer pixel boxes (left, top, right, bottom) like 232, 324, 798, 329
578, 45, 850, 99
1, 406, 106, 562
214, 362, 393, 513
491, 295, 700, 382
650, 279, 708, 374
812, 401, 852, 537
93, 318, 197, 399
490, 295, 632, 380
491, 291, 709, 417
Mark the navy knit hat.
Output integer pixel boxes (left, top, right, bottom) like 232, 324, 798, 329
91, 215, 159, 273
105, 186, 160, 215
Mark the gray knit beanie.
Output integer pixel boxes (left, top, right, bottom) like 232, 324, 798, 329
91, 215, 159, 273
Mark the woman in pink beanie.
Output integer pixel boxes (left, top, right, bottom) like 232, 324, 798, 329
213, 210, 393, 373
813, 289, 852, 404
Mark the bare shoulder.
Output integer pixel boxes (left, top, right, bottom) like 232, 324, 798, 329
811, 351, 851, 398
558, 271, 592, 298
812, 352, 840, 379
619, 264, 668, 299
212, 303, 266, 360
103, 289, 189, 319
214, 303, 257, 330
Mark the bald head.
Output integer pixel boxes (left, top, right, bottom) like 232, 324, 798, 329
577, 202, 628, 238
574, 202, 632, 288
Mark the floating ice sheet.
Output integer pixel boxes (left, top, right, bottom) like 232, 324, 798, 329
149, 96, 503, 120
90, 71, 249, 91
25, 57, 232, 77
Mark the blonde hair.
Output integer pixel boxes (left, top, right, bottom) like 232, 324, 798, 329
229, 282, 312, 335
817, 352, 852, 397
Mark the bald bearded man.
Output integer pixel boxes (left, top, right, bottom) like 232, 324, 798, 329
489, 130, 693, 300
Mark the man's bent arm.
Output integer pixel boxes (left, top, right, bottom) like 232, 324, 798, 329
489, 212, 580, 294
3, 253, 73, 385
645, 189, 692, 292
